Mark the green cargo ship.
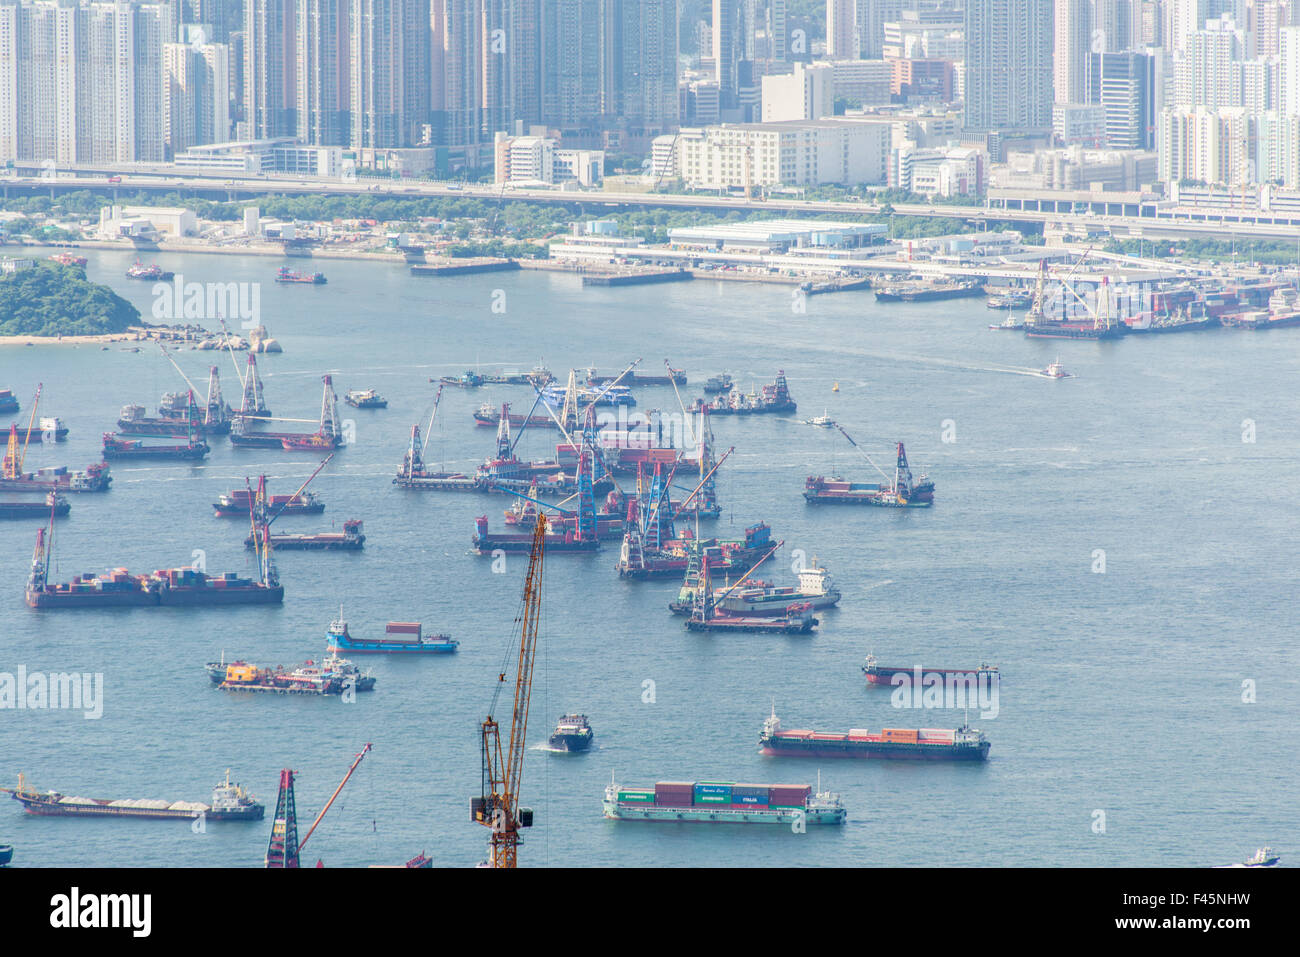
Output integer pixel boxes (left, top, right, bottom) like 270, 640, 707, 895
602, 777, 846, 825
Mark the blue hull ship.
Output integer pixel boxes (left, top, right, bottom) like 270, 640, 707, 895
325, 616, 458, 655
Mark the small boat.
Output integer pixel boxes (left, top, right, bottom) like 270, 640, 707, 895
989, 312, 1025, 331
1229, 847, 1280, 868
548, 714, 594, 752
126, 260, 173, 281
702, 373, 733, 394
49, 252, 87, 268
439, 371, 485, 388
831, 382, 839, 393
0, 843, 11, 866
810, 411, 834, 428
281, 433, 343, 451
344, 389, 387, 409
275, 266, 326, 284
1040, 358, 1072, 379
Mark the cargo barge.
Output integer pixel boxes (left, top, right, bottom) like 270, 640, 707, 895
245, 519, 364, 550
686, 601, 818, 634
214, 488, 324, 517
2, 425, 110, 492
804, 442, 933, 507
209, 651, 375, 694
548, 714, 593, 752
5, 771, 263, 821
586, 367, 686, 387
473, 403, 562, 430
759, 707, 990, 761
325, 617, 458, 655
602, 777, 846, 825
874, 276, 982, 302
692, 371, 796, 415
275, 266, 326, 284
0, 492, 68, 520
863, 655, 999, 687
102, 433, 210, 460
26, 514, 283, 608
473, 515, 599, 553
344, 389, 387, 408
18, 417, 68, 442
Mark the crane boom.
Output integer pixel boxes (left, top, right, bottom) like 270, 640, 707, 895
298, 742, 372, 852
474, 513, 546, 868
834, 425, 891, 482
17, 383, 41, 471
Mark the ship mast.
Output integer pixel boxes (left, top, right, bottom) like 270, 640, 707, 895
474, 513, 546, 868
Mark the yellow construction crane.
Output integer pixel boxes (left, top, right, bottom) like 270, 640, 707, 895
471, 513, 546, 868
2, 383, 41, 479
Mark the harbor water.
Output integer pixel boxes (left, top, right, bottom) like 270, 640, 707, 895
1, 249, 1296, 866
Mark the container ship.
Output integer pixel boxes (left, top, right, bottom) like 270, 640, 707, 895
209, 651, 374, 694
602, 777, 846, 825
5, 771, 263, 821
874, 276, 982, 302
245, 519, 364, 550
102, 432, 210, 460
862, 654, 999, 687
548, 714, 594, 752
0, 492, 69, 520
214, 488, 324, 517
275, 266, 326, 284
692, 371, 795, 415
325, 617, 458, 655
759, 707, 990, 761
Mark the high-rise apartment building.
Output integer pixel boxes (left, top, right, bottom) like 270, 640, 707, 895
964, 0, 1054, 133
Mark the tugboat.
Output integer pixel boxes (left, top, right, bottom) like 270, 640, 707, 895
548, 714, 594, 752
344, 389, 387, 409
1039, 358, 1072, 379
988, 311, 1025, 331
810, 411, 834, 428
702, 373, 733, 394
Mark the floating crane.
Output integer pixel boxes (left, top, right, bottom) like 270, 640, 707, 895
471, 514, 545, 868
266, 742, 372, 868
3, 384, 42, 479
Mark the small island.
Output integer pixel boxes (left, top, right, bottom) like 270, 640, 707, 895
0, 261, 140, 339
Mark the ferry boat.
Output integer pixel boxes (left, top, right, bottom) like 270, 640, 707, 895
275, 266, 326, 284
759, 707, 990, 761
126, 260, 173, 281
548, 714, 594, 752
324, 616, 458, 655
602, 774, 846, 825
344, 389, 388, 409
4, 771, 263, 821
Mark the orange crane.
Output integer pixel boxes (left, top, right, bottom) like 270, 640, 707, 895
471, 513, 546, 868
2, 383, 42, 479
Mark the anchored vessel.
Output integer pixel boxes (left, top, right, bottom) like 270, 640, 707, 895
344, 389, 387, 409
2, 425, 110, 492
759, 707, 990, 761
275, 266, 326, 284
548, 714, 594, 752
602, 776, 846, 825
210, 651, 375, 695
874, 276, 982, 302
325, 617, 458, 655
693, 370, 796, 415
674, 560, 841, 617
246, 519, 364, 550
126, 260, 173, 281
0, 492, 68, 520
862, 655, 999, 687
804, 440, 933, 507
215, 488, 324, 517
5, 771, 263, 821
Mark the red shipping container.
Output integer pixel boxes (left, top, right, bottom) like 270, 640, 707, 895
386, 622, 422, 635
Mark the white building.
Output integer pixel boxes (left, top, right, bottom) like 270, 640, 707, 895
895, 144, 987, 197
676, 118, 890, 192
761, 62, 833, 122
493, 132, 604, 187
164, 41, 231, 155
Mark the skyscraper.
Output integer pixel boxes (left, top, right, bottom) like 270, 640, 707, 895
296, 0, 348, 146
1055, 0, 1092, 104
964, 0, 1054, 133
244, 0, 296, 138
826, 0, 856, 58
607, 0, 679, 137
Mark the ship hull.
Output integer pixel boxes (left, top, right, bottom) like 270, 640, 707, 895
1, 501, 70, 519
718, 593, 840, 616
245, 535, 363, 550
603, 801, 845, 825
548, 734, 593, 752
1024, 323, 1127, 340
214, 503, 324, 517
117, 419, 231, 437
13, 798, 263, 821
760, 740, 988, 761
875, 287, 981, 303
686, 617, 816, 634
803, 492, 931, 507
474, 535, 598, 554
327, 639, 457, 654
27, 588, 156, 608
